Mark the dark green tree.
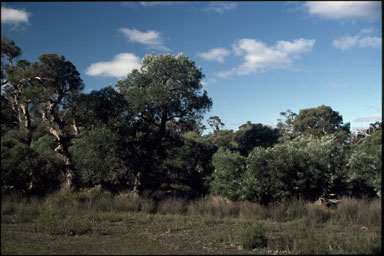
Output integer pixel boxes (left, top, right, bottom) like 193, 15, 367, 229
116, 53, 212, 194
70, 85, 132, 132
292, 105, 350, 141
28, 54, 84, 189
207, 116, 224, 135
233, 122, 280, 156
276, 109, 297, 137
1, 38, 39, 145
161, 131, 217, 198
208, 129, 236, 150
117, 53, 212, 142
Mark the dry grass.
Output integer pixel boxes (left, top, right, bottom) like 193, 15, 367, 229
1, 190, 381, 254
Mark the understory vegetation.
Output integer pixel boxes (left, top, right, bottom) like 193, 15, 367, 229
1, 189, 381, 254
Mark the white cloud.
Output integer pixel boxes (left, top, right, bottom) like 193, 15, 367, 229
203, 2, 238, 13
333, 28, 382, 50
304, 1, 381, 21
119, 27, 170, 51
358, 36, 382, 48
354, 115, 382, 123
215, 38, 315, 78
85, 53, 141, 78
197, 48, 231, 63
1, 6, 30, 25
333, 36, 360, 50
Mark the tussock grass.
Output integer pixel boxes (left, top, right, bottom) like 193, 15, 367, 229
187, 196, 240, 218
240, 218, 268, 249
157, 197, 188, 215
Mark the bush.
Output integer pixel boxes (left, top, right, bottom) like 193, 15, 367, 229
244, 135, 347, 205
1, 135, 61, 195
70, 127, 132, 191
210, 148, 246, 201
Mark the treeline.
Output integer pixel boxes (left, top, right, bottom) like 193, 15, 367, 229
1, 37, 381, 204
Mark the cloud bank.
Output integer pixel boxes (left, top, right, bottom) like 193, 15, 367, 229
119, 27, 170, 51
304, 1, 381, 21
215, 38, 315, 78
85, 53, 141, 78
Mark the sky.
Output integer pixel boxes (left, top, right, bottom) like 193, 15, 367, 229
1, 1, 382, 133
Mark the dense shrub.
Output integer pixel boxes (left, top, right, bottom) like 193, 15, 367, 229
70, 126, 133, 191
213, 135, 349, 205
210, 148, 246, 201
160, 131, 217, 198
1, 135, 61, 195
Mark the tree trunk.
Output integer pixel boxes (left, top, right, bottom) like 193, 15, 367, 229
20, 103, 32, 145
42, 105, 75, 189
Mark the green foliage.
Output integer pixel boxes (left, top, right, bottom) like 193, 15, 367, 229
161, 132, 217, 197
71, 86, 132, 131
210, 148, 246, 201
233, 122, 280, 156
347, 129, 382, 197
292, 105, 350, 142
1, 96, 18, 136
208, 129, 235, 150
242, 135, 347, 204
1, 135, 61, 195
117, 53, 212, 139
70, 126, 132, 191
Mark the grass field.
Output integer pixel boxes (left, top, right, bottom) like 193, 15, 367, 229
1, 188, 381, 255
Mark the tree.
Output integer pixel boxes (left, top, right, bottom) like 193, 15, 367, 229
276, 109, 297, 136
116, 53, 212, 194
161, 131, 217, 198
117, 53, 212, 142
209, 129, 236, 150
1, 37, 21, 84
29, 54, 84, 189
70, 85, 132, 131
292, 105, 350, 141
207, 116, 224, 135
233, 122, 280, 156
1, 38, 37, 145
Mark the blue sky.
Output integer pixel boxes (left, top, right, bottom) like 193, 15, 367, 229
1, 1, 382, 132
